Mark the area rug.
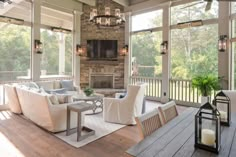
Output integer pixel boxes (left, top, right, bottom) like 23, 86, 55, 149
54, 113, 125, 148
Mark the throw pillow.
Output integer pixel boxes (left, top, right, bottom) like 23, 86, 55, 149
48, 94, 59, 105
39, 87, 46, 94
29, 88, 41, 93
53, 93, 72, 104
60, 80, 74, 91
45, 88, 67, 94
28, 82, 40, 89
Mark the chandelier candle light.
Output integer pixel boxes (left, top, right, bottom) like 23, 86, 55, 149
89, 7, 125, 28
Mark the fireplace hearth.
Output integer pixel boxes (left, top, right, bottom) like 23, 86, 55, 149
90, 74, 114, 88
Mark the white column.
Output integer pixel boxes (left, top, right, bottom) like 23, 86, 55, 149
59, 33, 65, 75
161, 5, 170, 103
219, 1, 230, 89
73, 10, 83, 86
124, 12, 131, 88
32, 0, 41, 81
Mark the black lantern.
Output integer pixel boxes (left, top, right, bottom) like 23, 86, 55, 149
195, 102, 221, 153
76, 44, 83, 56
218, 35, 227, 52
213, 91, 231, 126
121, 45, 128, 56
160, 41, 168, 55
35, 40, 43, 54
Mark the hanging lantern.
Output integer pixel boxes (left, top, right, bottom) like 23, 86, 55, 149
213, 91, 231, 126
35, 40, 43, 54
76, 44, 83, 56
160, 41, 168, 55
195, 102, 221, 153
120, 45, 128, 56
218, 35, 227, 52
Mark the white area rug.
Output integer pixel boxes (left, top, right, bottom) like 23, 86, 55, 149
54, 113, 125, 148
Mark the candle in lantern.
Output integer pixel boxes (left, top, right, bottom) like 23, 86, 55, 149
201, 129, 215, 146
219, 111, 227, 121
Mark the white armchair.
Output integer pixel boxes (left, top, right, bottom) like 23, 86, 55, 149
103, 83, 146, 125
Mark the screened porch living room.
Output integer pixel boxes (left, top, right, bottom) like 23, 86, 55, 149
1, 0, 236, 157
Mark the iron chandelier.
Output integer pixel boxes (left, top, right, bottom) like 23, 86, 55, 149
89, 7, 125, 28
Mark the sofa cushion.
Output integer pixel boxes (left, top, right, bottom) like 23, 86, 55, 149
36, 81, 54, 90
54, 80, 61, 89
48, 94, 59, 105
45, 88, 67, 94
60, 80, 74, 91
53, 93, 73, 104
28, 82, 40, 89
29, 87, 41, 93
22, 82, 40, 89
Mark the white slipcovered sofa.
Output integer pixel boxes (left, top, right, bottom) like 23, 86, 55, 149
103, 83, 146, 125
4, 84, 22, 114
15, 86, 80, 132
4, 80, 82, 133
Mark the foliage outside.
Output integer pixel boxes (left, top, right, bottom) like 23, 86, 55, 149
192, 75, 221, 96
131, 1, 219, 79
0, 24, 72, 81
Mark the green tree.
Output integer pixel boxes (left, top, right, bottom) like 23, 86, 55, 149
0, 24, 30, 81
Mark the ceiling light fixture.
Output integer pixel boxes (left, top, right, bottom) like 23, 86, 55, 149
89, 7, 125, 28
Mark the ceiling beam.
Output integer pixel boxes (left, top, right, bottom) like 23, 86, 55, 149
112, 0, 129, 6
41, 7, 73, 22
125, 0, 170, 13
76, 0, 96, 6
0, 0, 24, 15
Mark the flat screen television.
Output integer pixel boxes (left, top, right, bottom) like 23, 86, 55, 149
87, 40, 118, 60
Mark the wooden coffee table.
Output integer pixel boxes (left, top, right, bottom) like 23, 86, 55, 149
73, 94, 104, 115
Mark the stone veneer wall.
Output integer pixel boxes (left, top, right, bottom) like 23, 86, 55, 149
80, 0, 125, 89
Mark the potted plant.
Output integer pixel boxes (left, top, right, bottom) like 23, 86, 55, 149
83, 87, 94, 97
192, 75, 221, 104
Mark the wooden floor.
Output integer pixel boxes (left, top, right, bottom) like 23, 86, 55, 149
0, 101, 187, 157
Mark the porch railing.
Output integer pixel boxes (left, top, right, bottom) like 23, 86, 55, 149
130, 76, 162, 98
169, 79, 216, 104
130, 76, 216, 106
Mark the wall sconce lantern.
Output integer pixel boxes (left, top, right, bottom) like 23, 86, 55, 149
35, 40, 43, 54
195, 102, 221, 154
121, 45, 128, 56
218, 35, 227, 52
76, 44, 83, 56
160, 41, 168, 55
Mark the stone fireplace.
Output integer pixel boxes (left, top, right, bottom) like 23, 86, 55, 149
89, 67, 115, 89
80, 0, 125, 89
90, 74, 114, 88
80, 60, 124, 89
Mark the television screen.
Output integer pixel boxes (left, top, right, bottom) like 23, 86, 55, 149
87, 40, 118, 59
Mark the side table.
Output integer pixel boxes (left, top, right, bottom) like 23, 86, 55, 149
66, 102, 95, 141
73, 94, 104, 115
